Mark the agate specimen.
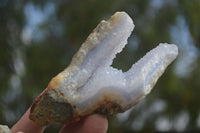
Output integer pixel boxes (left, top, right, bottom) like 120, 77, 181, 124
29, 12, 178, 125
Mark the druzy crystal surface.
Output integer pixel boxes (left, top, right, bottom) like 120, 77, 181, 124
29, 12, 178, 125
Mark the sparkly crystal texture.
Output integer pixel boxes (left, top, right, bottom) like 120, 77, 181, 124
29, 12, 178, 125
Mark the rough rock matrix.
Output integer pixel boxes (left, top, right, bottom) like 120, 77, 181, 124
0, 125, 11, 133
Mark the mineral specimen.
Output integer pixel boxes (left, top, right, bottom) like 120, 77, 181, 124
0, 125, 11, 133
29, 12, 178, 125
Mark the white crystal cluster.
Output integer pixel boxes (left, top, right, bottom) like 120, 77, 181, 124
56, 12, 178, 115
30, 12, 178, 126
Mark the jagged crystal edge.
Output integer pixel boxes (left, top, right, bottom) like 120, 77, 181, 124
76, 43, 178, 113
